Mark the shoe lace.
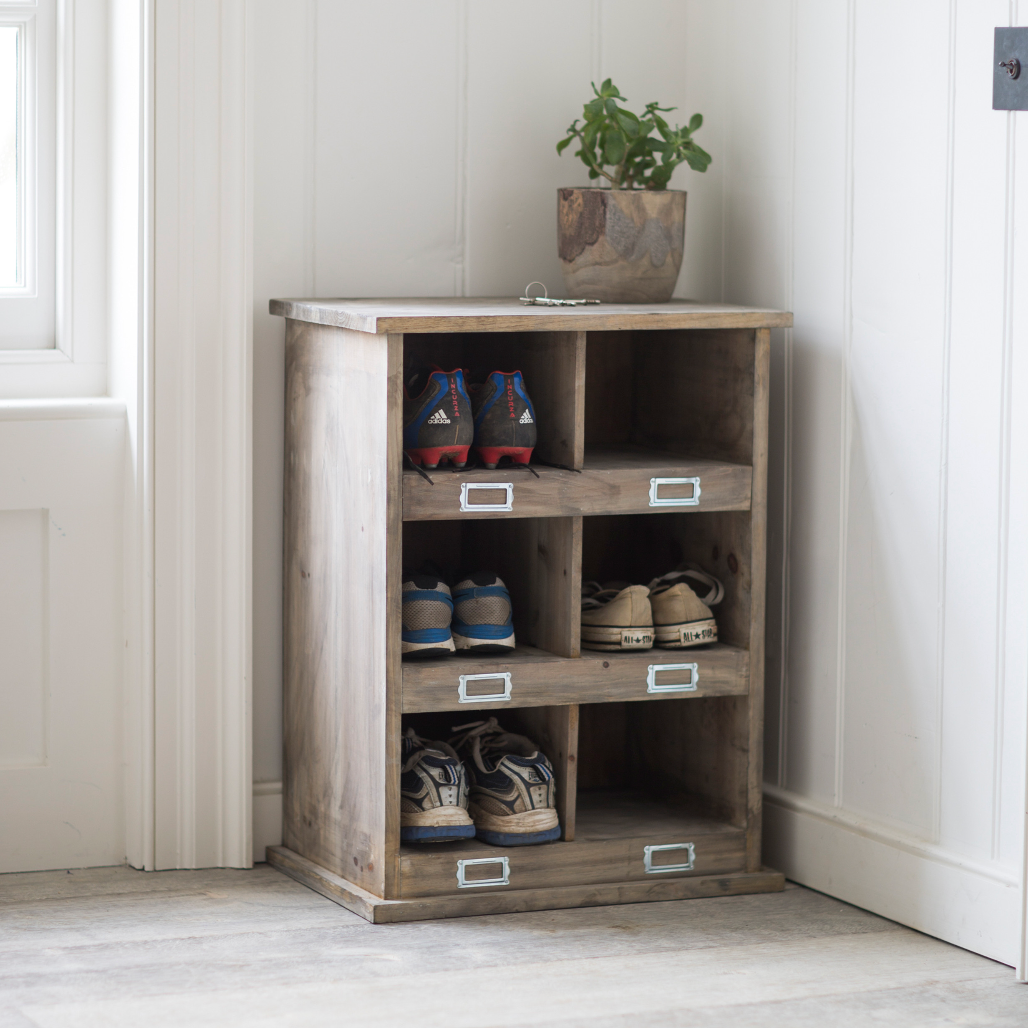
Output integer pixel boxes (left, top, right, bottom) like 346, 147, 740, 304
403, 727, 460, 779
647, 565, 724, 606
580, 581, 633, 611
449, 718, 549, 778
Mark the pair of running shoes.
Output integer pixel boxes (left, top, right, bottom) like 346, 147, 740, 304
404, 366, 536, 470
401, 718, 560, 846
581, 566, 725, 652
402, 570, 514, 658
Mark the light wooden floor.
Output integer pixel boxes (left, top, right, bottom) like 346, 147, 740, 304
1, 865, 1025, 1027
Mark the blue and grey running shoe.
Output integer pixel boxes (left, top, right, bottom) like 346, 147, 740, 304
400, 728, 476, 843
451, 573, 515, 654
450, 718, 561, 846
402, 573, 454, 659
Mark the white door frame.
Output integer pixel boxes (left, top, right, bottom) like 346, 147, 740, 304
118, 0, 253, 871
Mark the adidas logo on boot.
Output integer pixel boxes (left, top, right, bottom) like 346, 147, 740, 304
468, 370, 537, 469
403, 367, 472, 469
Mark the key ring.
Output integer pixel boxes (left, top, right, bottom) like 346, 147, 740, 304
519, 282, 601, 307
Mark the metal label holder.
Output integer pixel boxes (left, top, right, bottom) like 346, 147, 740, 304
646, 662, 699, 694
648, 476, 701, 507
456, 856, 510, 888
458, 672, 512, 704
643, 842, 696, 874
460, 482, 514, 512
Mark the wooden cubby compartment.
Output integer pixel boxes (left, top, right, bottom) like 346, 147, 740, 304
269, 298, 789, 923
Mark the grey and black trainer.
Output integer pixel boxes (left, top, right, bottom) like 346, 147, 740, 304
450, 718, 560, 846
451, 573, 515, 653
400, 728, 476, 843
401, 572, 454, 658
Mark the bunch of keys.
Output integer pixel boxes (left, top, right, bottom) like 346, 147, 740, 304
519, 282, 601, 307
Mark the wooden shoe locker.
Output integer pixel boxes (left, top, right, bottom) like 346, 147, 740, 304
267, 298, 792, 923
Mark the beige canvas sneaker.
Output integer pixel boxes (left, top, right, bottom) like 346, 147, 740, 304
580, 581, 654, 651
647, 567, 723, 648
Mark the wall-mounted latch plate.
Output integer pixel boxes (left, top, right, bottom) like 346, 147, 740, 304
994, 27, 1028, 110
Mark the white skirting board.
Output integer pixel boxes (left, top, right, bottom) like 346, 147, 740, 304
253, 782, 283, 864
763, 787, 1021, 967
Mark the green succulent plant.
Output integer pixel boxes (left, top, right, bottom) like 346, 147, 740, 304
556, 79, 711, 190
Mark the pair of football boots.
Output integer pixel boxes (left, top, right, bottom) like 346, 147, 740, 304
403, 367, 537, 470
400, 718, 560, 846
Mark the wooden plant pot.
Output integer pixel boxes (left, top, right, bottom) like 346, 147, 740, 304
557, 187, 686, 303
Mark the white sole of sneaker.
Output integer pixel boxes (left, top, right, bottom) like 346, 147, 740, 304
580, 624, 654, 651
468, 805, 559, 834
653, 618, 718, 648
451, 630, 515, 652
401, 807, 475, 829
402, 637, 455, 657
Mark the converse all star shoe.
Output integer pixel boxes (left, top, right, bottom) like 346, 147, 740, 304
580, 581, 654, 651
400, 728, 476, 842
648, 566, 723, 648
467, 370, 537, 469
401, 572, 454, 658
403, 367, 473, 469
451, 573, 515, 654
450, 718, 560, 846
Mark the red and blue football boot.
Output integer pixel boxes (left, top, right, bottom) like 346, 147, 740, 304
403, 367, 473, 469
468, 370, 537, 469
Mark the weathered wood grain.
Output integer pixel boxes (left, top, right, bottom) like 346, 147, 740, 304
401, 643, 749, 712
402, 446, 751, 521
269, 297, 794, 334
269, 845, 783, 923
514, 704, 580, 841
282, 320, 390, 897
519, 331, 586, 468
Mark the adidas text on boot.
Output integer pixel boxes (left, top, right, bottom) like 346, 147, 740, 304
403, 367, 473, 469
468, 370, 537, 469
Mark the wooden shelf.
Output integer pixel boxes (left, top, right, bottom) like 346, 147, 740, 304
398, 791, 744, 898
402, 445, 751, 521
401, 643, 749, 712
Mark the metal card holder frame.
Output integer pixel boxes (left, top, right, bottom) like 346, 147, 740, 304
456, 856, 510, 888
460, 482, 514, 513
648, 476, 701, 507
643, 842, 696, 874
646, 662, 699, 694
458, 672, 512, 704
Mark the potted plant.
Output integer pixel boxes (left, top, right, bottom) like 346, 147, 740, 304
556, 80, 711, 303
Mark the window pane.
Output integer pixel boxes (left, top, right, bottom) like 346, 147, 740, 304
0, 26, 18, 288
